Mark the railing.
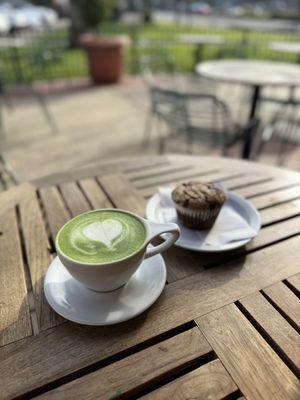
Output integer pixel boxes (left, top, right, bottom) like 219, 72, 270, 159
0, 19, 299, 85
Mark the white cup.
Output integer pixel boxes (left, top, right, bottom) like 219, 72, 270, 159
56, 209, 180, 292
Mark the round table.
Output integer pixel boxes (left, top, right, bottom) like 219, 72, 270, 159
1, 154, 300, 399
178, 34, 224, 64
196, 59, 300, 159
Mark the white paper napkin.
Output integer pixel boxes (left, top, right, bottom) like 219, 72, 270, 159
158, 187, 257, 247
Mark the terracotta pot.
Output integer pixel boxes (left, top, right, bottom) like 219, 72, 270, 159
80, 34, 128, 85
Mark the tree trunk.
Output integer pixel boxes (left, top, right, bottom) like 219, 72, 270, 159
69, 1, 85, 48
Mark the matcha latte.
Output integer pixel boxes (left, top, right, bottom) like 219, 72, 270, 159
56, 210, 147, 264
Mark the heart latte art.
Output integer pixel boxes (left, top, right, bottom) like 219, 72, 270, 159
83, 220, 123, 250
56, 210, 147, 263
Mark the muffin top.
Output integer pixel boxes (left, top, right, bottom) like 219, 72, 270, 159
171, 181, 226, 210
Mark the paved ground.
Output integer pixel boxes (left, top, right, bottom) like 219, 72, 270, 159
1, 74, 299, 185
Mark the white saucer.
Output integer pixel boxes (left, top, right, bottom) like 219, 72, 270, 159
44, 255, 166, 326
146, 191, 261, 253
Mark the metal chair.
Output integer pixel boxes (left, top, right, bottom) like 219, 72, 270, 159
0, 30, 62, 136
0, 153, 18, 191
256, 102, 300, 165
140, 55, 252, 154
24, 31, 64, 135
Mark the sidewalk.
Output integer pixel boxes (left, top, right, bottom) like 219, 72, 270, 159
1, 75, 299, 183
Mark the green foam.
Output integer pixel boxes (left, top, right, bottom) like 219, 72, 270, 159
56, 210, 146, 264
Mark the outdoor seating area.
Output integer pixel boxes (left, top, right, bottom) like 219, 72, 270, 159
0, 1, 300, 400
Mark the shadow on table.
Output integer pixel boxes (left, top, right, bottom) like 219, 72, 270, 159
1, 246, 247, 364
163, 244, 247, 283
0, 296, 33, 348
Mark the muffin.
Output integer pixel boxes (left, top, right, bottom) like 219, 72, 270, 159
171, 181, 226, 230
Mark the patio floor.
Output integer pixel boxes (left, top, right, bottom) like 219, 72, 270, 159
1, 75, 300, 184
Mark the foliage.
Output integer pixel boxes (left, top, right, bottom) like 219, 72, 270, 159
72, 0, 115, 30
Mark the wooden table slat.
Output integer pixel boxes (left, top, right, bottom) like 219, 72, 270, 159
78, 178, 112, 209
239, 292, 300, 376
19, 192, 63, 331
0, 209, 32, 347
0, 183, 33, 218
58, 182, 91, 217
119, 156, 169, 173
139, 171, 241, 198
126, 163, 193, 181
251, 185, 300, 210
237, 179, 300, 199
219, 174, 271, 190
36, 327, 212, 400
98, 173, 146, 216
39, 186, 70, 240
263, 282, 300, 332
140, 359, 238, 400
135, 168, 226, 190
196, 304, 300, 399
260, 198, 300, 226
286, 273, 300, 294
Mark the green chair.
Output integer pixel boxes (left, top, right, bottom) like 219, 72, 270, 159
0, 153, 18, 191
2, 30, 65, 135
256, 102, 300, 165
140, 55, 251, 154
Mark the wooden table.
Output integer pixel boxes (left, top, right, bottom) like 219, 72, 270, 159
196, 60, 300, 159
1, 154, 300, 400
178, 34, 224, 64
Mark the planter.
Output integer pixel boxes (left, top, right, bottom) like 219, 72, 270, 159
80, 34, 129, 85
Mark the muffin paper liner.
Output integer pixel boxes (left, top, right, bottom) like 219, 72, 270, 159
174, 203, 222, 230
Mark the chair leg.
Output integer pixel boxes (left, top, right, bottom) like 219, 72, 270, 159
221, 136, 228, 156
142, 109, 153, 148
255, 123, 274, 159
0, 154, 18, 185
158, 136, 165, 154
186, 130, 194, 154
35, 91, 59, 135
277, 120, 295, 166
157, 120, 166, 154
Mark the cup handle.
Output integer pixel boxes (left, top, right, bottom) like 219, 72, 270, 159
145, 221, 180, 259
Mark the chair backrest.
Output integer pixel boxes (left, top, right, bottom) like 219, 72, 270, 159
150, 86, 189, 132
274, 116, 300, 144
139, 54, 177, 88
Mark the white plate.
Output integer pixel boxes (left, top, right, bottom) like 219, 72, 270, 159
146, 191, 261, 252
44, 255, 166, 326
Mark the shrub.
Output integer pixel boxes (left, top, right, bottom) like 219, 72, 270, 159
72, 0, 115, 30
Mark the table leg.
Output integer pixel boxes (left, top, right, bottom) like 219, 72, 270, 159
289, 86, 295, 103
242, 85, 260, 159
194, 44, 203, 65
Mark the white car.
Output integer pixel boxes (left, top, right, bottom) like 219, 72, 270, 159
0, 2, 28, 31
0, 12, 10, 34
0, 0, 58, 32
